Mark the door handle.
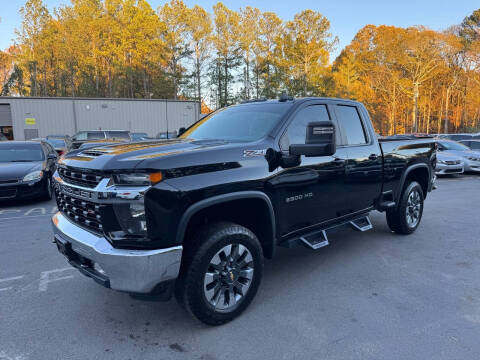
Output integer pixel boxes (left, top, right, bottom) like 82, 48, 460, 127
368, 154, 378, 160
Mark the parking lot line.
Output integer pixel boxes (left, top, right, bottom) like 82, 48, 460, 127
0, 214, 53, 221
0, 275, 25, 291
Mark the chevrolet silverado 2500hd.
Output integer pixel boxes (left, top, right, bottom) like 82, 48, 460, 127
51, 97, 436, 325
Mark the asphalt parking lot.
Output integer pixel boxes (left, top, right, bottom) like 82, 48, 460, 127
1, 175, 480, 360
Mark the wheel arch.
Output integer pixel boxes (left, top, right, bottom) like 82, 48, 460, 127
177, 191, 277, 259
395, 163, 430, 207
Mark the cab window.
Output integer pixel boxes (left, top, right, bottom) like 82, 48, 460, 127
87, 131, 105, 140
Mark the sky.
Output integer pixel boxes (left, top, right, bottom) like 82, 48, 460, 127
0, 0, 478, 60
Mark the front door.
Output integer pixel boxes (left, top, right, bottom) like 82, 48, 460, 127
269, 102, 349, 238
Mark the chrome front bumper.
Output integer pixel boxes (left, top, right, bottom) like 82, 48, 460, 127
52, 212, 182, 293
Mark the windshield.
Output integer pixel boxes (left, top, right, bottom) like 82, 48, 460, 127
46, 139, 66, 148
180, 103, 291, 142
0, 144, 44, 162
440, 141, 470, 151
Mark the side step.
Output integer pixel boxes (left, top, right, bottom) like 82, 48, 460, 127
349, 216, 373, 232
280, 214, 373, 250
300, 230, 329, 250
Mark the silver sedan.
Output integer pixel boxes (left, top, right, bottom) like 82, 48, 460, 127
435, 151, 464, 175
437, 140, 480, 173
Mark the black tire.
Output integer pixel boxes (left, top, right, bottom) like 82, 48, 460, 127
175, 222, 264, 326
386, 181, 424, 235
42, 177, 53, 200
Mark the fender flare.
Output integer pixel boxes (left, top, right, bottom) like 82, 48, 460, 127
395, 163, 431, 206
176, 191, 277, 257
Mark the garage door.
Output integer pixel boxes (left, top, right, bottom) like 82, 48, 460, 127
0, 104, 12, 126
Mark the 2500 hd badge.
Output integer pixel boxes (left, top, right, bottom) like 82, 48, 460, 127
51, 96, 436, 325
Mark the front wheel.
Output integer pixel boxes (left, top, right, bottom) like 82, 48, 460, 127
386, 181, 424, 235
176, 222, 264, 325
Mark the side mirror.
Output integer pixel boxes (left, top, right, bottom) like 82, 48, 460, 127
289, 121, 336, 157
178, 127, 186, 136
48, 153, 58, 160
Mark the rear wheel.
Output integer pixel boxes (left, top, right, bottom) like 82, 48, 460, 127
386, 181, 424, 235
175, 222, 263, 326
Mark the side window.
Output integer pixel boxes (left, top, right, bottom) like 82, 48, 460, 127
335, 105, 368, 146
87, 131, 105, 140
75, 132, 87, 140
281, 105, 332, 150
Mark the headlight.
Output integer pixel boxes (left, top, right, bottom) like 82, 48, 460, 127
112, 172, 162, 186
437, 160, 446, 164
23, 170, 43, 182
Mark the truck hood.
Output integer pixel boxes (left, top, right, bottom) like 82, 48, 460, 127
59, 139, 255, 171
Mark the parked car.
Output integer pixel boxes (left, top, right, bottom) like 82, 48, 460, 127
435, 152, 464, 175
460, 139, 480, 151
156, 131, 177, 139
71, 130, 131, 149
52, 97, 436, 325
45, 136, 72, 156
442, 134, 474, 141
0, 133, 8, 141
436, 140, 480, 173
130, 132, 149, 141
0, 141, 57, 200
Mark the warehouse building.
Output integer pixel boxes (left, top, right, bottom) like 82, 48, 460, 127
0, 97, 201, 140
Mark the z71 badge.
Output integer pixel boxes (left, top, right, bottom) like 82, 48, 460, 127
285, 192, 313, 203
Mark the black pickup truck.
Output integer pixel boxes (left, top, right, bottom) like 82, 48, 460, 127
51, 97, 436, 325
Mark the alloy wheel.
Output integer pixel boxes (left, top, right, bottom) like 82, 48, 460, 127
203, 243, 254, 312
406, 189, 421, 228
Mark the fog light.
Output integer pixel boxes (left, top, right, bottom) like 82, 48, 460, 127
93, 262, 106, 275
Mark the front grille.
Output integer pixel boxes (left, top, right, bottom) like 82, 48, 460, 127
55, 189, 104, 233
445, 160, 461, 165
445, 169, 462, 173
58, 167, 104, 188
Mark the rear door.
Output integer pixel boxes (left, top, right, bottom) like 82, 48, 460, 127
333, 103, 382, 214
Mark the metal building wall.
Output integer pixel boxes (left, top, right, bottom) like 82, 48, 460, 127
0, 97, 200, 140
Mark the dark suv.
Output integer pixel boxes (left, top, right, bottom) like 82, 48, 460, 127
71, 130, 130, 149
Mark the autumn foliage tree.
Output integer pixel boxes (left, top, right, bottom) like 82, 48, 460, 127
2, 1, 480, 130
